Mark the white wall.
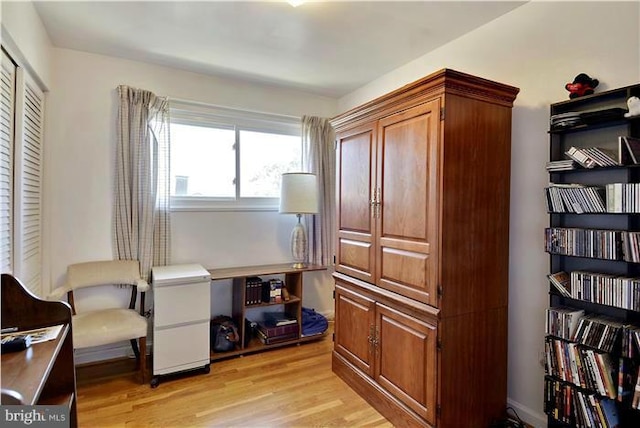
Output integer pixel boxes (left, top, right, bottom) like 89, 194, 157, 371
338, 2, 640, 426
1, 0, 52, 89
45, 48, 338, 339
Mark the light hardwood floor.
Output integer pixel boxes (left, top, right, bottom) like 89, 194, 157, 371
76, 328, 392, 427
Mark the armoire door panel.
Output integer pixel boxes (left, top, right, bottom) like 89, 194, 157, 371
334, 284, 376, 377
337, 129, 375, 233
375, 303, 437, 425
378, 247, 431, 303
378, 116, 428, 240
375, 100, 440, 305
337, 238, 373, 278
336, 123, 377, 282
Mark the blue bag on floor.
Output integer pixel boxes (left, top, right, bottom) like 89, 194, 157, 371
301, 307, 328, 337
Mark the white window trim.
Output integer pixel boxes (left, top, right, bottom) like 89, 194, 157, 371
169, 99, 301, 212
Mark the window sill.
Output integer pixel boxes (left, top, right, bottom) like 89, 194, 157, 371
170, 197, 279, 212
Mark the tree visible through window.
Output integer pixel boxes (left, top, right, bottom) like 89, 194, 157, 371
239, 130, 301, 198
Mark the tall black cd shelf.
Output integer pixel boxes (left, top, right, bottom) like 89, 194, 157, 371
545, 84, 640, 427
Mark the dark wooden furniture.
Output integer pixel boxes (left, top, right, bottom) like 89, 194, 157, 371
545, 84, 640, 427
208, 263, 327, 360
331, 68, 519, 427
1, 273, 77, 427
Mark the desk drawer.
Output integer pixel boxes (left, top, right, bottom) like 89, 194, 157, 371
153, 321, 210, 374
154, 281, 210, 327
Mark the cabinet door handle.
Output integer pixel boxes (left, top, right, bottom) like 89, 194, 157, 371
371, 188, 381, 218
368, 324, 376, 346
372, 327, 379, 355
370, 191, 377, 218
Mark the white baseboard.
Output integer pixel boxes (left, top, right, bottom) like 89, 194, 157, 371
507, 397, 546, 428
319, 310, 334, 321
74, 341, 151, 365
72, 312, 335, 365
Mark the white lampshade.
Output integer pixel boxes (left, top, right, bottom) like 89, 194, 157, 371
279, 173, 318, 214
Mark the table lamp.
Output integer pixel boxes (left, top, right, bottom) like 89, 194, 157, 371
279, 173, 318, 269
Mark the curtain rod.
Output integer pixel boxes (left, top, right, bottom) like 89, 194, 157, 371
167, 96, 301, 121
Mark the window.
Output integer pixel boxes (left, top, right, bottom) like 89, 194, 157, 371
169, 101, 302, 210
1, 47, 44, 296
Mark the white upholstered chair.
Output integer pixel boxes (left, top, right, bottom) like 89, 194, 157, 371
50, 260, 149, 383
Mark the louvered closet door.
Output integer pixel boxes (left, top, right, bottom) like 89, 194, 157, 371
375, 100, 440, 306
14, 73, 44, 296
0, 50, 16, 274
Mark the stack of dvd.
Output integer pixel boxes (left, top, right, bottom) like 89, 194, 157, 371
550, 111, 582, 130
546, 159, 576, 171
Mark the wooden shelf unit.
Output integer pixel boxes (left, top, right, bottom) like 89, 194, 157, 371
1, 273, 77, 427
208, 263, 326, 361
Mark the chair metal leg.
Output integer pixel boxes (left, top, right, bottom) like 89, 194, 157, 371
130, 339, 140, 360
130, 337, 146, 384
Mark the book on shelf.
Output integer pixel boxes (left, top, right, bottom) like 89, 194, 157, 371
633, 365, 640, 410
590, 394, 607, 427
245, 276, 262, 305
572, 315, 623, 354
593, 351, 617, 399
545, 227, 623, 260
548, 271, 571, 297
600, 397, 620, 427
545, 183, 606, 214
622, 325, 640, 358
566, 146, 597, 168
544, 377, 617, 426
569, 271, 640, 311
605, 182, 640, 213
263, 311, 297, 327
257, 321, 299, 338
546, 306, 584, 339
565, 146, 620, 168
255, 329, 298, 345
622, 231, 640, 262
566, 144, 634, 169
262, 279, 284, 303
618, 357, 638, 405
584, 147, 619, 167
621, 136, 640, 165
546, 159, 576, 172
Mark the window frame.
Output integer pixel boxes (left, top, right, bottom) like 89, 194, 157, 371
169, 100, 302, 212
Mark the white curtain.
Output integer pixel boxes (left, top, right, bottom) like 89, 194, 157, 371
114, 85, 171, 280
301, 116, 336, 267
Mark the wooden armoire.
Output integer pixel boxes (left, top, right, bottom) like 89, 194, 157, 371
330, 69, 519, 427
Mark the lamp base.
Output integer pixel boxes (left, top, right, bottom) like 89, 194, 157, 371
290, 214, 308, 270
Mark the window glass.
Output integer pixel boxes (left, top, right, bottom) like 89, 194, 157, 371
170, 123, 235, 198
169, 101, 302, 210
239, 130, 301, 198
